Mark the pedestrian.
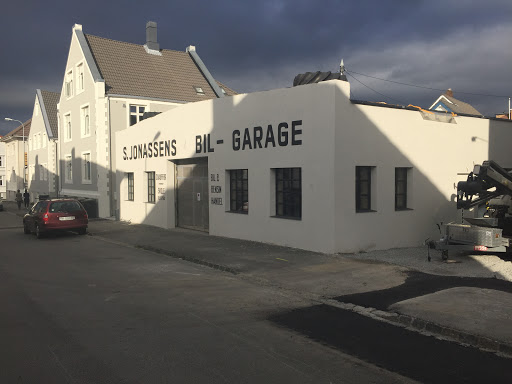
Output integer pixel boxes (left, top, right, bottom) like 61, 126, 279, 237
23, 188, 30, 208
15, 189, 22, 210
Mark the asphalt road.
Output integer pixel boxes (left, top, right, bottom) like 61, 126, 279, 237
0, 212, 411, 384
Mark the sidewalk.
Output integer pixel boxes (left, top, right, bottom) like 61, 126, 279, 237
2, 199, 512, 357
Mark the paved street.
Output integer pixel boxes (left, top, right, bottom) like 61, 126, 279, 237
1, 206, 512, 383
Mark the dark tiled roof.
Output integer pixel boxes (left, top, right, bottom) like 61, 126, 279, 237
84, 34, 236, 102
40, 90, 60, 138
433, 92, 482, 116
0, 119, 31, 142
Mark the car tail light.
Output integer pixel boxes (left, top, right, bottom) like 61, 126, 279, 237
43, 214, 49, 222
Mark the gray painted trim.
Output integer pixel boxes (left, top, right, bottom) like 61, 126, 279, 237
75, 28, 103, 82
107, 94, 188, 104
186, 46, 224, 98
36, 89, 54, 139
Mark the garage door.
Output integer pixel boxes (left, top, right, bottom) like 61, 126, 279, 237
176, 158, 209, 232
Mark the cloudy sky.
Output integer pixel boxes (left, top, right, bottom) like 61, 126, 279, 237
1, 0, 511, 135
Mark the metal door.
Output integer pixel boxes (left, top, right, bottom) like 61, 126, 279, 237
176, 158, 209, 232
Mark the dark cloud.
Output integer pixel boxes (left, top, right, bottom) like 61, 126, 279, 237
1, 0, 510, 135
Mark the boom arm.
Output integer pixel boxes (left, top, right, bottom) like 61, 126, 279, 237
456, 160, 512, 210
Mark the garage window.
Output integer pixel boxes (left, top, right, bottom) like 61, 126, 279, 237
147, 172, 155, 203
127, 173, 134, 201
229, 169, 248, 213
395, 167, 411, 210
356, 166, 375, 212
275, 167, 301, 219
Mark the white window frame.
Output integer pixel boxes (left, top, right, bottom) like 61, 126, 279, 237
80, 104, 91, 138
82, 151, 92, 184
64, 113, 72, 142
65, 70, 74, 98
76, 62, 85, 94
65, 155, 73, 184
129, 104, 147, 127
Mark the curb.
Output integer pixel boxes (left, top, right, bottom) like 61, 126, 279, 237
322, 299, 512, 359
132, 244, 240, 275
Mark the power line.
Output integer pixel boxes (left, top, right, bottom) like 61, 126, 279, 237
345, 68, 510, 98
345, 71, 408, 106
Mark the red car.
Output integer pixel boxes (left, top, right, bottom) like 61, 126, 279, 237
23, 199, 88, 238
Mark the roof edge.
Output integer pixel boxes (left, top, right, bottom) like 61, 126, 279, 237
186, 45, 224, 98
74, 25, 103, 82
36, 89, 54, 139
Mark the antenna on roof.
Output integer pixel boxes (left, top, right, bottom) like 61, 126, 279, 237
340, 59, 345, 75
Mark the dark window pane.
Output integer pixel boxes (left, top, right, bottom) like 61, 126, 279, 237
229, 169, 249, 213
275, 167, 301, 219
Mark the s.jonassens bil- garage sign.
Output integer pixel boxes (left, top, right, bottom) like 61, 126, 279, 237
122, 120, 303, 161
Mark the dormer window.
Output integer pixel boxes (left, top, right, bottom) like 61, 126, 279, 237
65, 70, 74, 98
194, 86, 205, 95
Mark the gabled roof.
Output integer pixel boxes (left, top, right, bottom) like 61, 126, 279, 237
39, 90, 60, 138
84, 34, 236, 102
0, 119, 32, 142
429, 91, 481, 116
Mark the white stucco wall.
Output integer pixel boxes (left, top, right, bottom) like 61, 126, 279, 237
0, 142, 6, 198
116, 80, 512, 253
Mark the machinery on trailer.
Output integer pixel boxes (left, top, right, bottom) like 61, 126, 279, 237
429, 160, 512, 259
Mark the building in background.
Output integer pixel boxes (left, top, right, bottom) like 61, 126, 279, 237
27, 90, 60, 201
57, 21, 236, 218
0, 139, 5, 199
0, 120, 31, 200
429, 88, 482, 116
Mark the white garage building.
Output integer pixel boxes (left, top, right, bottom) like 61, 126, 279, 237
116, 79, 512, 254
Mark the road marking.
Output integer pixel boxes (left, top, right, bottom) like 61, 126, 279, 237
174, 272, 201, 276
276, 258, 288, 262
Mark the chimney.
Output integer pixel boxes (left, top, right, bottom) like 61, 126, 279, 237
446, 88, 453, 97
145, 21, 159, 51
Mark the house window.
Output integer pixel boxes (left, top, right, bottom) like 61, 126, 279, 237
147, 171, 155, 203
82, 152, 91, 182
229, 169, 248, 213
194, 86, 205, 95
127, 173, 134, 201
65, 70, 73, 98
356, 166, 375, 212
275, 167, 302, 219
0, 175, 3, 186
77, 63, 84, 92
65, 155, 72, 183
129, 105, 146, 126
0, 156, 2, 166
39, 164, 44, 181
65, 114, 72, 140
81, 105, 90, 137
395, 167, 411, 211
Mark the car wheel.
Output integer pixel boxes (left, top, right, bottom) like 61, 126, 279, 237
35, 224, 44, 239
78, 228, 87, 235
23, 223, 31, 234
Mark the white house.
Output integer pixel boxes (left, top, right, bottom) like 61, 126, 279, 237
0, 120, 31, 200
57, 22, 235, 218
0, 140, 5, 199
115, 79, 512, 254
27, 90, 60, 201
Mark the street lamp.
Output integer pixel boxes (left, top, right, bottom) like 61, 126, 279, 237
4, 117, 26, 188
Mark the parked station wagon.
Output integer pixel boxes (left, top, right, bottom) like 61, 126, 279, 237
23, 199, 88, 238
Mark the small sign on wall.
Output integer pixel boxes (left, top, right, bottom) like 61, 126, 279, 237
197, 193, 201, 201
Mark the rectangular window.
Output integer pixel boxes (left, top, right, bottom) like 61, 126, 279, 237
0, 156, 3, 166
82, 152, 91, 182
77, 63, 84, 92
0, 175, 3, 186
81, 105, 90, 137
65, 70, 73, 98
127, 173, 134, 201
147, 171, 155, 203
65, 155, 72, 183
229, 169, 248, 213
65, 114, 72, 140
356, 166, 374, 212
275, 167, 302, 219
395, 167, 411, 210
129, 105, 146, 126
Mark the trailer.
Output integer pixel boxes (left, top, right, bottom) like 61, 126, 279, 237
429, 160, 512, 260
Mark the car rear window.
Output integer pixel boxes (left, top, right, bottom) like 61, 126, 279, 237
49, 201, 82, 213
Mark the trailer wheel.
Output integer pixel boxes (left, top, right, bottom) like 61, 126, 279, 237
442, 250, 449, 261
